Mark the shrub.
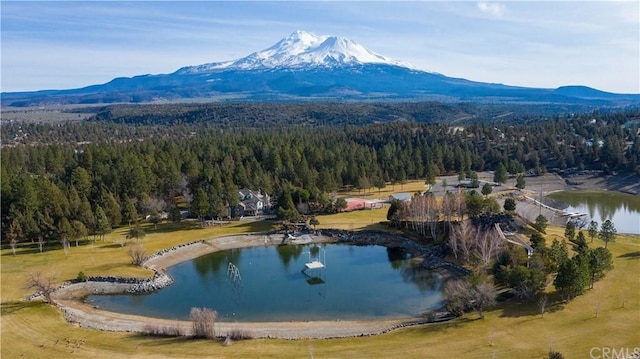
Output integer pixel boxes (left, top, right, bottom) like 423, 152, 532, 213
226, 328, 253, 341
128, 244, 146, 265
76, 271, 87, 282
190, 307, 217, 339
143, 324, 185, 337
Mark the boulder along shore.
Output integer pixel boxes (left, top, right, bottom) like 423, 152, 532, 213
45, 231, 460, 339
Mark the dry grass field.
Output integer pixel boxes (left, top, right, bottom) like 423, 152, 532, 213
2, 181, 639, 358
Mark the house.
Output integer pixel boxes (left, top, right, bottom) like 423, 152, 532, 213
232, 188, 271, 217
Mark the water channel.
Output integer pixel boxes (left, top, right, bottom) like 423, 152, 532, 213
549, 191, 640, 234
87, 243, 444, 322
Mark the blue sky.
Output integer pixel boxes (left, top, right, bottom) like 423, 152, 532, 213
2, 1, 639, 93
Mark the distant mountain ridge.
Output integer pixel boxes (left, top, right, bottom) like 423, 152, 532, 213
2, 30, 639, 107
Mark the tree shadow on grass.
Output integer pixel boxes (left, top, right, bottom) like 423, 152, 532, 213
141, 221, 200, 235
0, 301, 43, 315
100, 243, 126, 249
498, 293, 566, 318
3, 243, 60, 256
3, 239, 113, 256
229, 220, 277, 233
618, 251, 640, 260
410, 316, 477, 334
129, 333, 221, 347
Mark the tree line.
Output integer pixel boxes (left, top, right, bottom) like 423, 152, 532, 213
2, 107, 639, 248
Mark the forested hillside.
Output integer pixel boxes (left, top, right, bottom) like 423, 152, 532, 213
2, 106, 639, 247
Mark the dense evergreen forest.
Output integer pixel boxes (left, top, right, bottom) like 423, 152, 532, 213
2, 103, 639, 248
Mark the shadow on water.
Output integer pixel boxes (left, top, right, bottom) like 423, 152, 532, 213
387, 246, 409, 271
193, 247, 242, 279
276, 244, 304, 269
401, 266, 441, 293
549, 191, 640, 234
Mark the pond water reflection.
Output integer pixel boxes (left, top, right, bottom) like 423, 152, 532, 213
549, 191, 640, 234
87, 244, 444, 322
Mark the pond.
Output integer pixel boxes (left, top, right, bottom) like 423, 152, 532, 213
86, 243, 444, 322
549, 191, 640, 234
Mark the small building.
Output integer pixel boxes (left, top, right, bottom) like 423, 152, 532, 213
458, 179, 479, 188
389, 193, 412, 202
345, 198, 368, 211
343, 198, 387, 211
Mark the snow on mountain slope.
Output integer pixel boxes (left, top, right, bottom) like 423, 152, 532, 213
178, 30, 414, 74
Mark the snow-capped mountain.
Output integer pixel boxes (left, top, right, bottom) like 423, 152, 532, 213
177, 30, 414, 74
3, 31, 638, 107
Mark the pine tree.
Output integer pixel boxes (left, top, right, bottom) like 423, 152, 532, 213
599, 219, 617, 248
587, 247, 613, 288
564, 221, 576, 241
122, 196, 138, 227
493, 163, 508, 184
554, 257, 588, 301
503, 198, 517, 213
515, 175, 526, 190
587, 220, 599, 243
191, 188, 210, 227
481, 183, 492, 198
94, 205, 111, 241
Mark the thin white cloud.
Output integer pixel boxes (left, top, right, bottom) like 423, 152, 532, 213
1, 1, 638, 93
477, 2, 506, 17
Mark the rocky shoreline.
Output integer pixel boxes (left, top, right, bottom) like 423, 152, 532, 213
331, 229, 470, 276
36, 231, 463, 339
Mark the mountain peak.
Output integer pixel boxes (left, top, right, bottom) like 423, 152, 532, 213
177, 30, 414, 74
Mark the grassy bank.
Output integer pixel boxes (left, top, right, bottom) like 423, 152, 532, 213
2, 185, 639, 358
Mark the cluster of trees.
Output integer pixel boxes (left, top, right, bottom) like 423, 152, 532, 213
438, 208, 617, 318
4, 107, 639, 175
3, 107, 638, 247
494, 218, 615, 303
442, 217, 615, 318
386, 188, 509, 242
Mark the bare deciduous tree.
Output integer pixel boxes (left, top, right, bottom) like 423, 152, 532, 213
62, 237, 71, 257
538, 295, 548, 318
449, 220, 477, 262
474, 227, 503, 269
449, 221, 504, 270
9, 238, 18, 256
37, 235, 45, 253
7, 218, 22, 256
128, 244, 146, 265
442, 192, 455, 232
190, 307, 217, 339
473, 281, 498, 319
425, 193, 439, 239
24, 272, 57, 303
454, 187, 466, 221
444, 277, 497, 319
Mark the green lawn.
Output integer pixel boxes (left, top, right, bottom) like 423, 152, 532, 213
2, 193, 639, 358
